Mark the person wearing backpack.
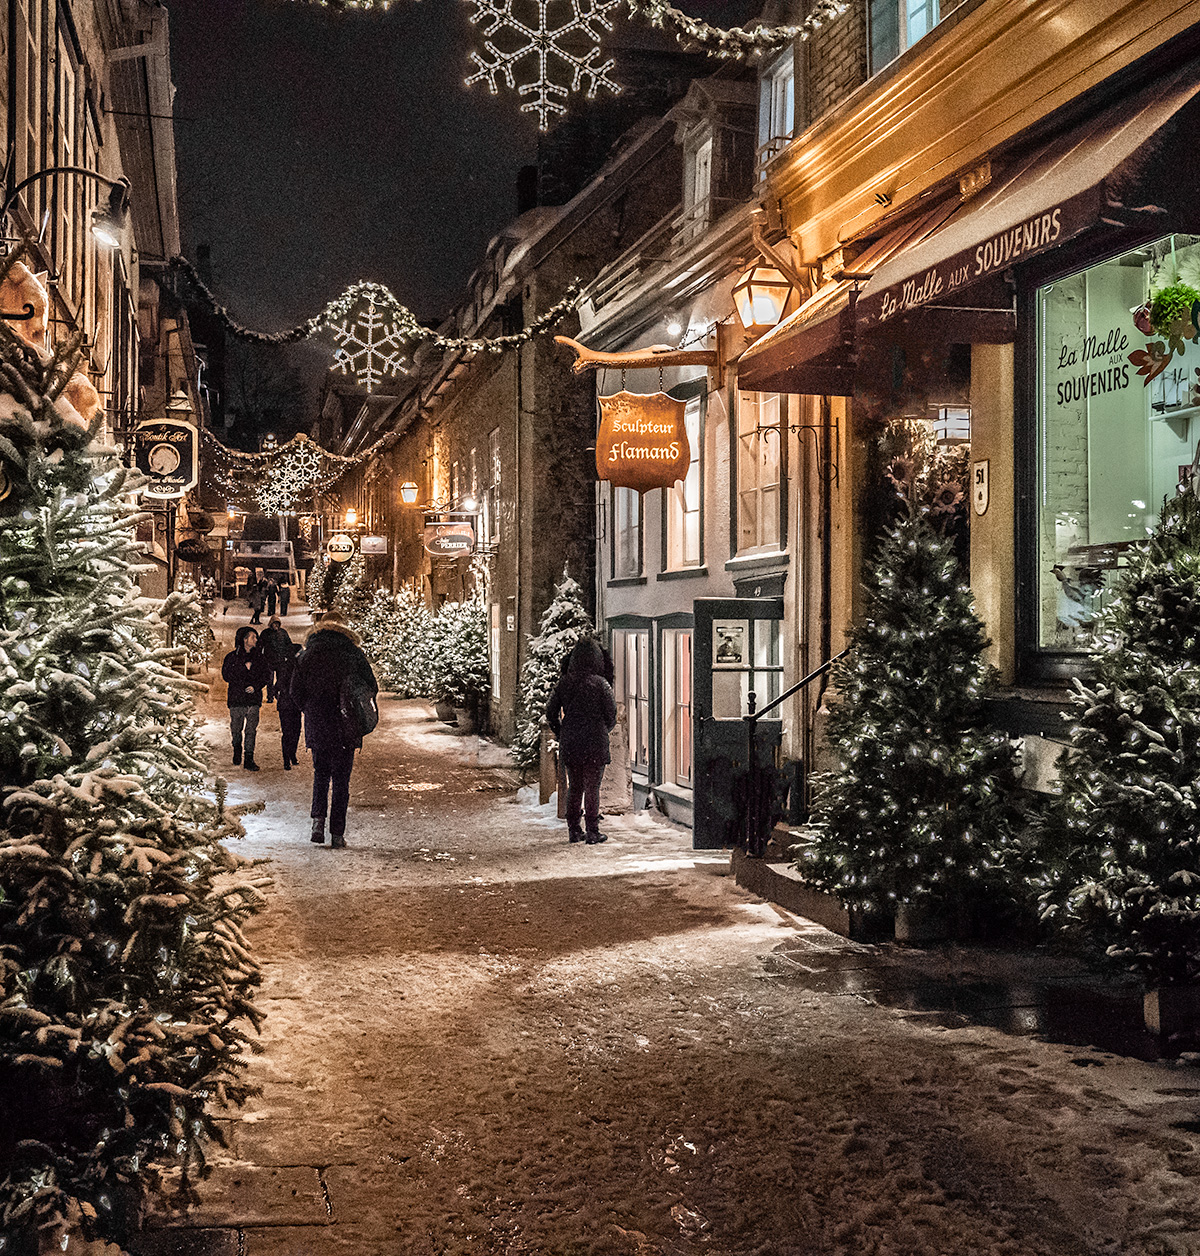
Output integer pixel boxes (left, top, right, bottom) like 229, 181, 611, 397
290, 609, 378, 848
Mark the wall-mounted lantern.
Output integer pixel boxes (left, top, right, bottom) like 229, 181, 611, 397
732, 263, 793, 336
930, 406, 972, 446
399, 481, 420, 506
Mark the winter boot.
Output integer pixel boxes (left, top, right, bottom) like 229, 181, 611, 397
585, 828, 608, 845
232, 743, 242, 766
568, 827, 585, 844
330, 832, 347, 849
311, 818, 325, 844
244, 757, 260, 772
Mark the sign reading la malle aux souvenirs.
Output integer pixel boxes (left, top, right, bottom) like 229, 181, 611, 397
133, 419, 198, 499
595, 391, 690, 494
424, 521, 475, 557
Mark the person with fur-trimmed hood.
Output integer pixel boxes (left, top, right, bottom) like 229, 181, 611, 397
221, 625, 269, 771
291, 609, 378, 848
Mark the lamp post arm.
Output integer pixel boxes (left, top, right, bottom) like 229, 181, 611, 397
1, 166, 124, 224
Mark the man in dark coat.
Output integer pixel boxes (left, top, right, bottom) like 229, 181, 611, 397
275, 640, 303, 770
545, 639, 617, 844
291, 609, 378, 848
258, 615, 293, 703
247, 578, 266, 625
278, 580, 291, 617
221, 625, 269, 771
265, 577, 278, 618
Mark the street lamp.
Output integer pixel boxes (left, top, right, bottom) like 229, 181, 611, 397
399, 481, 420, 505
345, 508, 358, 527
1, 167, 131, 250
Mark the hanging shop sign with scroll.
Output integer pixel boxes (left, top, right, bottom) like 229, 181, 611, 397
424, 519, 475, 557
555, 335, 719, 494
133, 419, 198, 499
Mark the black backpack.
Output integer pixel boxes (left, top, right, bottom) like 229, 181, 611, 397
338, 671, 379, 742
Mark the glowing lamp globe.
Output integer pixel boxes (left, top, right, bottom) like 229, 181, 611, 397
733, 264, 792, 334
345, 508, 358, 527
399, 481, 420, 506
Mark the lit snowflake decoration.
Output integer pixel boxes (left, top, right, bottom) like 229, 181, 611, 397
464, 0, 622, 131
329, 295, 412, 392
257, 439, 333, 514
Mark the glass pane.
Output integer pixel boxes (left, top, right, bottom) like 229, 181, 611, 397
761, 485, 780, 547
752, 669, 782, 709
754, 619, 781, 668
712, 670, 745, 720
870, 0, 900, 70
1036, 234, 1200, 651
740, 490, 759, 550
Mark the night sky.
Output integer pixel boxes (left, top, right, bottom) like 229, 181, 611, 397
161, 0, 543, 329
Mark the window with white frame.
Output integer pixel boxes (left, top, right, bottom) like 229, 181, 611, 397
679, 134, 713, 244
665, 395, 703, 570
611, 629, 650, 772
661, 629, 693, 788
490, 603, 501, 700
612, 485, 641, 579
868, 0, 961, 72
757, 50, 795, 177
482, 426, 500, 546
737, 392, 783, 553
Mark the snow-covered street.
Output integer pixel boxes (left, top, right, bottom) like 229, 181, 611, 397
125, 608, 1200, 1256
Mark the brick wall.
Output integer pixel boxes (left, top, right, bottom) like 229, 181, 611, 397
804, 0, 868, 124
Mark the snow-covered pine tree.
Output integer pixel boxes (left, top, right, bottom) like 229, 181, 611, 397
370, 586, 435, 697
429, 597, 491, 711
795, 431, 1017, 928
0, 250, 265, 1251
171, 574, 215, 671
331, 548, 367, 619
305, 552, 330, 612
510, 567, 594, 770
1038, 485, 1200, 988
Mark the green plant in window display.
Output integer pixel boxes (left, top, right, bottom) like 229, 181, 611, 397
1149, 281, 1200, 346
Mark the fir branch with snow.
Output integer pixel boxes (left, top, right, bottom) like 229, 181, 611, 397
0, 250, 265, 1252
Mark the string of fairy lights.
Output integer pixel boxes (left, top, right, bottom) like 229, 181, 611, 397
288, 0, 847, 130
202, 428, 373, 515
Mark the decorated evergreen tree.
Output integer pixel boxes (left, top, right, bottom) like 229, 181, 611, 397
0, 254, 265, 1251
304, 552, 329, 612
331, 548, 367, 618
1038, 485, 1200, 988
170, 574, 216, 671
795, 433, 1018, 927
510, 567, 594, 770
429, 597, 491, 711
372, 587, 436, 697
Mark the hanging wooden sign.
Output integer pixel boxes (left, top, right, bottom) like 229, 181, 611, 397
424, 521, 475, 557
595, 391, 690, 493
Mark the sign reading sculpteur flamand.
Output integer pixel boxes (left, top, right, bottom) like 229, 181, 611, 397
595, 391, 690, 494
133, 419, 198, 499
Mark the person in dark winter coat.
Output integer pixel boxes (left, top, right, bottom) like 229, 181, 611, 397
291, 609, 378, 848
258, 615, 293, 702
275, 641, 303, 770
545, 638, 617, 844
221, 626, 269, 770
278, 581, 291, 617
265, 578, 278, 617
247, 579, 266, 624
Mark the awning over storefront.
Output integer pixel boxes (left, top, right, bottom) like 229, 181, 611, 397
739, 59, 1200, 396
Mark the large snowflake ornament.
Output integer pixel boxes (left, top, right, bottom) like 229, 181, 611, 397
330, 294, 412, 392
464, 0, 623, 131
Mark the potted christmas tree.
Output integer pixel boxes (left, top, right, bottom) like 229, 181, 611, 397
0, 250, 264, 1251
429, 598, 491, 732
510, 567, 595, 773
1038, 485, 1200, 1043
795, 425, 1019, 941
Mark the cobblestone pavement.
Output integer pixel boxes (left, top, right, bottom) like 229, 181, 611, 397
127, 606, 1200, 1256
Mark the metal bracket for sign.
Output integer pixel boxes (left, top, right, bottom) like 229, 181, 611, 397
756, 417, 840, 487
0, 303, 36, 321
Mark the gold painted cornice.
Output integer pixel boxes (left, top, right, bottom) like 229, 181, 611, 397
768, 0, 1200, 265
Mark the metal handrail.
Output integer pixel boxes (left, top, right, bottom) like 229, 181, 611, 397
739, 647, 849, 856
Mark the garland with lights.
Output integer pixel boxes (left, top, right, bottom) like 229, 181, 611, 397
629, 0, 848, 57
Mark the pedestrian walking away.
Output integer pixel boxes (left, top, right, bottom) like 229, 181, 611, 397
278, 580, 291, 617
258, 614, 293, 702
247, 578, 266, 625
275, 640, 303, 770
291, 608, 379, 848
545, 638, 617, 845
221, 625, 269, 771
265, 577, 278, 617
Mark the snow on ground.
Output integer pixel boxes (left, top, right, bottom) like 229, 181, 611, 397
156, 606, 1200, 1256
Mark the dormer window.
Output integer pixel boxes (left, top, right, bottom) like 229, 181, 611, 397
681, 135, 713, 243
757, 51, 795, 178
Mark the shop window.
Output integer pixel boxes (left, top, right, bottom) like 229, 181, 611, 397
612, 485, 641, 579
665, 395, 703, 570
612, 629, 650, 772
868, 0, 962, 73
661, 628, 693, 788
757, 50, 795, 177
1036, 233, 1200, 653
737, 391, 783, 553
711, 618, 784, 720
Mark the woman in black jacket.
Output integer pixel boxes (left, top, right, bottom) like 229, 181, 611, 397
220, 625, 269, 770
545, 639, 617, 844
